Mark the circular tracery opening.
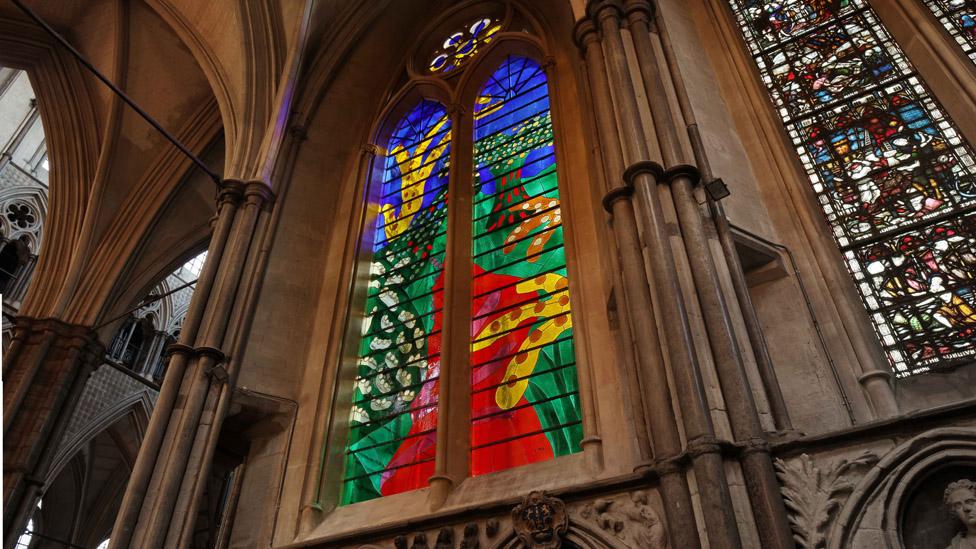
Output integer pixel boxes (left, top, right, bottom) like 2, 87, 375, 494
427, 17, 503, 74
6, 203, 36, 229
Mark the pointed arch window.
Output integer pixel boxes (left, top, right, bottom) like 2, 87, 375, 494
727, 0, 976, 374
340, 52, 583, 505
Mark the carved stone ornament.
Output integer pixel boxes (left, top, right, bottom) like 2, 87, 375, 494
511, 491, 569, 549
774, 451, 878, 549
578, 490, 668, 548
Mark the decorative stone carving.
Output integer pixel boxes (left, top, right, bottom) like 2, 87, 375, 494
459, 523, 480, 549
434, 528, 453, 549
410, 532, 429, 549
485, 519, 499, 538
512, 491, 568, 549
945, 479, 976, 549
578, 491, 668, 548
774, 452, 878, 549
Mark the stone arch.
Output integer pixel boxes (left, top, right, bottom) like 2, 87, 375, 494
828, 427, 976, 549
46, 390, 153, 486
0, 18, 100, 317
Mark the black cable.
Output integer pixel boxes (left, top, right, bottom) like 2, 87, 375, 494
11, 0, 223, 186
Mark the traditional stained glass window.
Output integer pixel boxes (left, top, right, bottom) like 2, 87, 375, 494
470, 56, 582, 475
342, 100, 452, 504
921, 0, 976, 64
728, 0, 976, 374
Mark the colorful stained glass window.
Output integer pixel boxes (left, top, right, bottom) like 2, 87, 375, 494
470, 56, 582, 475
342, 100, 452, 504
728, 0, 976, 374
428, 18, 502, 73
921, 0, 976, 64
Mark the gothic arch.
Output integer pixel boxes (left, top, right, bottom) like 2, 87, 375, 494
46, 390, 153, 486
0, 18, 100, 317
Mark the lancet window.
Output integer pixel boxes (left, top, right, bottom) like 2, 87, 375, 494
340, 26, 582, 504
727, 0, 976, 374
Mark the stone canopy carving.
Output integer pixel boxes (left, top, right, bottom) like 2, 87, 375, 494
578, 490, 668, 549
512, 491, 568, 549
945, 479, 976, 549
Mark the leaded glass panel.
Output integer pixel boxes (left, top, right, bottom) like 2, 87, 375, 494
728, 0, 976, 374
342, 100, 452, 504
921, 0, 976, 64
470, 56, 582, 475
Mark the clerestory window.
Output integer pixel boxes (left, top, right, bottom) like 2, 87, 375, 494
338, 30, 583, 505
726, 0, 976, 375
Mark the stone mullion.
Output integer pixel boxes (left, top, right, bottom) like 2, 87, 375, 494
574, 16, 702, 549
110, 185, 242, 549
430, 104, 473, 510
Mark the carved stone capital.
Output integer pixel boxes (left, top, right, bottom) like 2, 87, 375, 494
512, 491, 568, 549
587, 0, 624, 27
362, 143, 380, 157
572, 19, 600, 51
622, 0, 655, 24
622, 160, 665, 186
601, 185, 634, 213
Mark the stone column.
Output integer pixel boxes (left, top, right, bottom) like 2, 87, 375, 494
620, 1, 796, 547
108, 180, 256, 548
575, 15, 702, 549
581, 1, 746, 547
2, 317, 102, 548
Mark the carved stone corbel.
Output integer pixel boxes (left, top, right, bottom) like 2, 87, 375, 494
512, 491, 568, 549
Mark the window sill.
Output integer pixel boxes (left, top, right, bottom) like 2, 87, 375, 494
303, 451, 589, 542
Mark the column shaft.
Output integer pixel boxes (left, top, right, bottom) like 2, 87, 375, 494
576, 17, 702, 549
624, 2, 795, 546
590, 1, 743, 547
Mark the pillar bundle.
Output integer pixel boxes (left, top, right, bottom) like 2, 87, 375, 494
109, 179, 274, 549
576, 0, 796, 547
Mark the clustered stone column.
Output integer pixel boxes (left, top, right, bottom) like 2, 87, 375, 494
576, 1, 795, 547
109, 178, 274, 548
2, 316, 103, 548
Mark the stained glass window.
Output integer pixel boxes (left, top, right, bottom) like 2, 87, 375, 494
342, 100, 452, 504
470, 56, 582, 475
921, 0, 976, 64
341, 52, 584, 504
728, 0, 976, 374
428, 18, 502, 74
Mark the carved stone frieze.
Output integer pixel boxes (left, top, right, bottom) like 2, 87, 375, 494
577, 490, 668, 549
512, 491, 568, 549
774, 452, 878, 549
